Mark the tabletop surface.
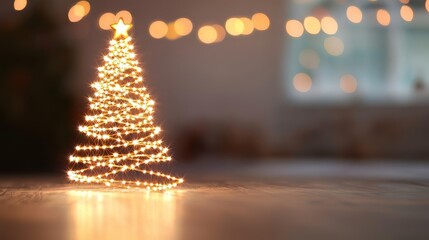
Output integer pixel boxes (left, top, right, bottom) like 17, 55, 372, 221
1, 161, 429, 240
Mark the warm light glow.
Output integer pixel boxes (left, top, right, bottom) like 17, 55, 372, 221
225, 18, 244, 36
212, 24, 226, 43
400, 5, 414, 22
115, 10, 133, 24
299, 49, 320, 70
111, 18, 132, 39
14, 0, 27, 11
68, 190, 178, 240
174, 18, 193, 36
73, 5, 85, 18
149, 21, 169, 39
426, 0, 429, 13
76, 1, 91, 16
303, 16, 321, 35
165, 23, 180, 40
400, 0, 410, 3
321, 16, 338, 35
68, 19, 183, 191
99, 13, 116, 30
252, 13, 270, 31
100, 11, 131, 30
293, 73, 312, 93
376, 9, 391, 26
340, 75, 358, 93
240, 17, 254, 35
68, 4, 85, 23
324, 37, 344, 56
346, 5, 363, 24
198, 25, 218, 44
285, 19, 304, 38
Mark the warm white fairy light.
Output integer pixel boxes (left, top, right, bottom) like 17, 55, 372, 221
68, 18, 184, 191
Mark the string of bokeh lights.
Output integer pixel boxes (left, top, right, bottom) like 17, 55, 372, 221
12, 0, 429, 94
13, 0, 429, 44
97, 11, 271, 44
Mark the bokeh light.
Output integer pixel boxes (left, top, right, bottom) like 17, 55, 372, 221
340, 75, 358, 93
293, 73, 312, 93
303, 16, 321, 35
115, 10, 132, 24
321, 16, 338, 35
14, 0, 27, 11
68, 4, 85, 23
286, 20, 304, 38
240, 17, 254, 35
299, 49, 320, 70
174, 18, 193, 36
165, 23, 180, 40
76, 1, 90, 16
198, 25, 218, 44
99, 12, 116, 30
426, 0, 429, 13
212, 24, 226, 43
252, 13, 270, 31
225, 18, 244, 36
400, 5, 414, 22
324, 37, 344, 56
376, 9, 391, 26
149, 21, 168, 39
346, 5, 363, 24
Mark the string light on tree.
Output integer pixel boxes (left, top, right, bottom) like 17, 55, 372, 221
68, 19, 184, 191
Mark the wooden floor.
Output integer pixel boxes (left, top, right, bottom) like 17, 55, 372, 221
1, 162, 429, 240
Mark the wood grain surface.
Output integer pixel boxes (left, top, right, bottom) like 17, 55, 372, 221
1, 162, 429, 240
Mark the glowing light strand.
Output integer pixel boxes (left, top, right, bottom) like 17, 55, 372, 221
68, 19, 184, 191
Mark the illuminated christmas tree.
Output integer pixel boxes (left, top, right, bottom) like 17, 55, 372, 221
68, 19, 183, 190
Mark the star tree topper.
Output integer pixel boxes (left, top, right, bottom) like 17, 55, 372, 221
111, 18, 132, 39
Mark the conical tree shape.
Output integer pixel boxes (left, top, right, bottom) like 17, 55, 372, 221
68, 19, 183, 190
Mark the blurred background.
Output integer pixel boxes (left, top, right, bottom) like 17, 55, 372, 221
1, 0, 429, 174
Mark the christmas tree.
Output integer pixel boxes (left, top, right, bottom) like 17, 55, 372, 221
68, 19, 183, 190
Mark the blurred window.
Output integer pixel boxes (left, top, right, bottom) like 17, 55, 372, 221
285, 0, 429, 104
